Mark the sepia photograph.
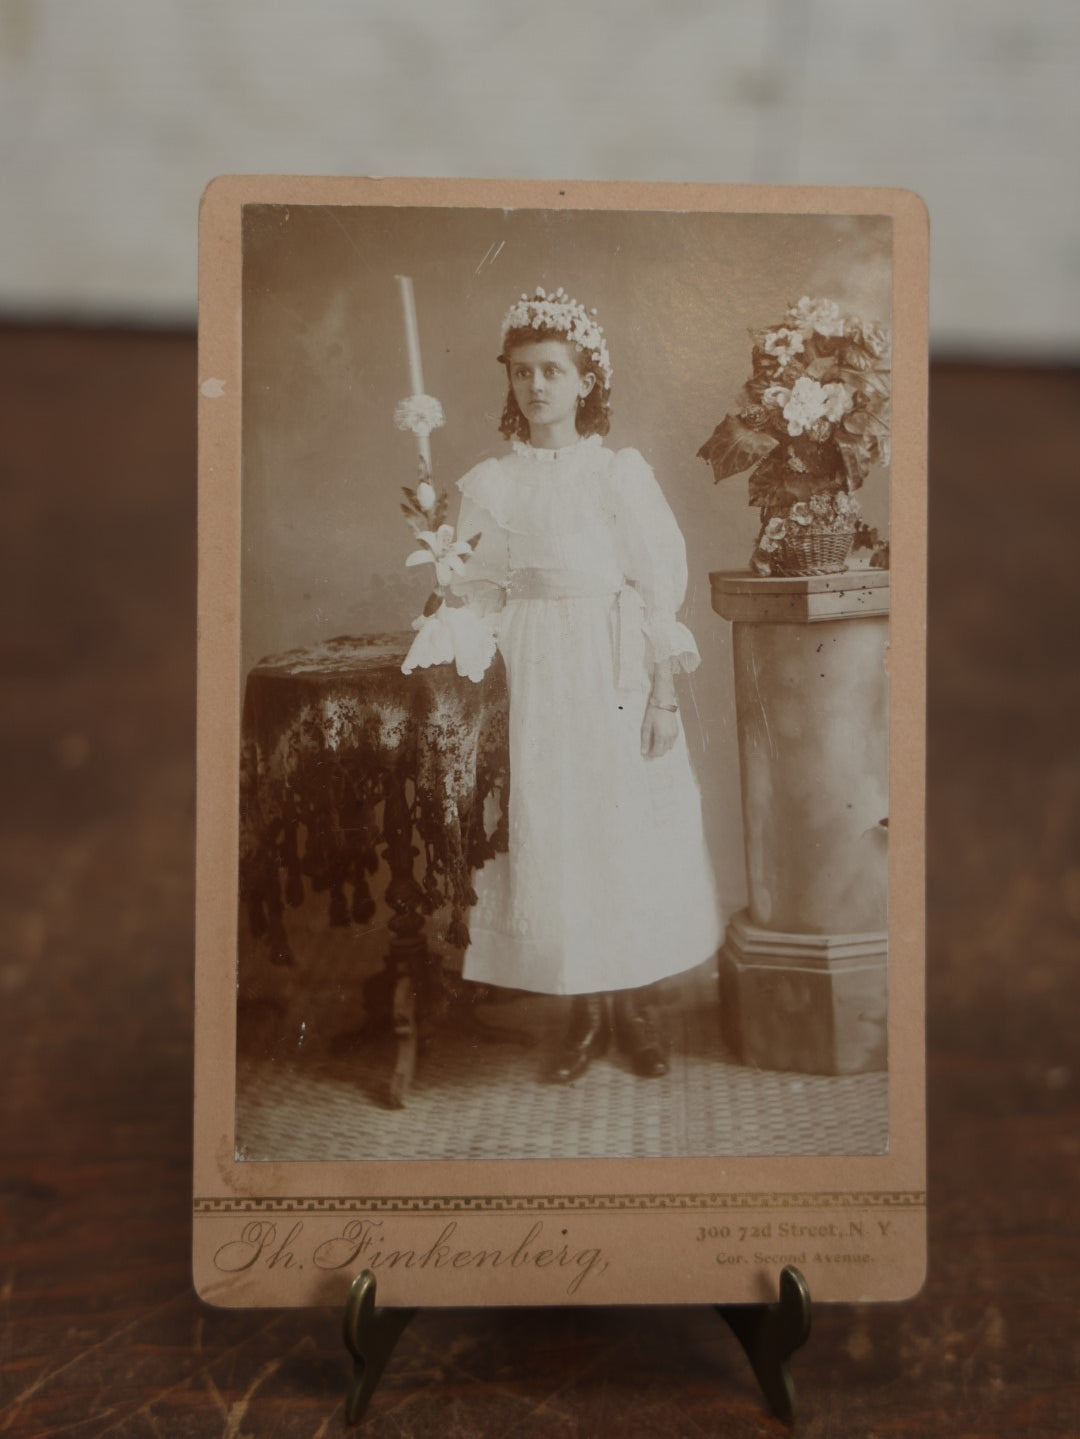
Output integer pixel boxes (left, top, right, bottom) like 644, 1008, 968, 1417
194, 177, 926, 1308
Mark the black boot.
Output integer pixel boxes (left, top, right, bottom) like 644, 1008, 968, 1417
545, 994, 610, 1083
613, 988, 669, 1078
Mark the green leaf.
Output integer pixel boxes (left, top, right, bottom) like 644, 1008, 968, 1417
698, 414, 780, 481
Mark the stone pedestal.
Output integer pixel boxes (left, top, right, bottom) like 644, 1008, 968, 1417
711, 571, 890, 1075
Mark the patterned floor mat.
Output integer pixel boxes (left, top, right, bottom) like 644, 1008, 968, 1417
235, 965, 888, 1162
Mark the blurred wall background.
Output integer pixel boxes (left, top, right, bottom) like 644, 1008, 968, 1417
1, 0, 1077, 355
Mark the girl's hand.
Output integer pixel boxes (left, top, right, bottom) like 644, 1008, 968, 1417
641, 703, 679, 760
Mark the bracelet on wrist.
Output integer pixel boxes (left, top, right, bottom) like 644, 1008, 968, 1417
648, 700, 678, 713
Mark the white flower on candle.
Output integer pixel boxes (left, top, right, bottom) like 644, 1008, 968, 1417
405, 524, 474, 587
393, 394, 446, 439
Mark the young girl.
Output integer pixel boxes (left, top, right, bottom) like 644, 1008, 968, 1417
452, 286, 721, 1082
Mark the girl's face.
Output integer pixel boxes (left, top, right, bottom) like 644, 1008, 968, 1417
506, 339, 596, 434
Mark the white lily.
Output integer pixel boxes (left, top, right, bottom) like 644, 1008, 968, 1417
416, 480, 437, 513
405, 523, 473, 587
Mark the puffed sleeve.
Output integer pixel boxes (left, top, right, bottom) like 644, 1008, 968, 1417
448, 459, 509, 619
614, 447, 701, 673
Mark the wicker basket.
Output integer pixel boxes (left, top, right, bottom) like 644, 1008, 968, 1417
776, 525, 856, 576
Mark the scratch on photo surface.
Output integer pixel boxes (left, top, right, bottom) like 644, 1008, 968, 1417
324, 207, 370, 269
748, 646, 776, 757
686, 674, 707, 753
266, 292, 311, 328
475, 239, 506, 276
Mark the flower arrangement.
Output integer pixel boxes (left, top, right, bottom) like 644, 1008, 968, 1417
396, 400, 496, 683
698, 297, 891, 575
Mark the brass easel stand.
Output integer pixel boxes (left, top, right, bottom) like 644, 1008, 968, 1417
717, 1265, 812, 1422
342, 1272, 416, 1424
342, 1265, 812, 1426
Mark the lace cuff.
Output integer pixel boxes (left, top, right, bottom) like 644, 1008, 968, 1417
644, 616, 701, 674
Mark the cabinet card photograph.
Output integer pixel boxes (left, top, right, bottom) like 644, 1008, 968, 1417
195, 177, 927, 1309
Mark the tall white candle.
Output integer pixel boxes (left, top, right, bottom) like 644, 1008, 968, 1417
395, 274, 425, 398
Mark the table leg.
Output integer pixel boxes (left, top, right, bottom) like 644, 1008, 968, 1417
381, 772, 430, 1109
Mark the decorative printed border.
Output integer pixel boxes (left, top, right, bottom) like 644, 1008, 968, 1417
195, 1190, 926, 1217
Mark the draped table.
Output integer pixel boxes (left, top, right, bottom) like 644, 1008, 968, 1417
239, 633, 510, 1106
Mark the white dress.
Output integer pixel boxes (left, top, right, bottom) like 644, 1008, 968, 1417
452, 434, 722, 996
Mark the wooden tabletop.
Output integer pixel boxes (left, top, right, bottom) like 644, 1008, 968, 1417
2, 329, 1077, 1435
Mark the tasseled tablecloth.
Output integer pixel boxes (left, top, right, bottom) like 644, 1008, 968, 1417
239, 634, 509, 965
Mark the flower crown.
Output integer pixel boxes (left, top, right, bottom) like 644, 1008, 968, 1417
500, 286, 613, 388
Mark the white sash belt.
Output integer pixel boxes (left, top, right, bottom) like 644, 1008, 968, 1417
505, 567, 647, 691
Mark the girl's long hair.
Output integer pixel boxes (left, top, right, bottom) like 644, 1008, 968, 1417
497, 325, 612, 441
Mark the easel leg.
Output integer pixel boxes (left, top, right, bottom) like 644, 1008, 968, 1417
342, 1271, 416, 1425
716, 1265, 812, 1422
341, 1266, 810, 1425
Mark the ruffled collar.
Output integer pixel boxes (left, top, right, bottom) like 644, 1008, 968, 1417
509, 433, 603, 462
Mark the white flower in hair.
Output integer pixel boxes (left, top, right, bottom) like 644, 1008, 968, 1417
500, 285, 613, 387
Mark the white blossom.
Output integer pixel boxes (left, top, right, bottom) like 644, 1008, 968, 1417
762, 385, 791, 410
393, 393, 446, 438
788, 296, 846, 338
781, 376, 831, 435
405, 524, 474, 587
821, 382, 855, 423
763, 327, 805, 368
